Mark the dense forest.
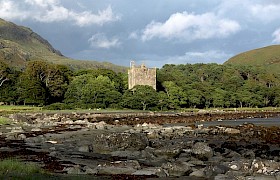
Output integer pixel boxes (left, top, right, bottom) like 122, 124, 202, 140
1, 60, 280, 110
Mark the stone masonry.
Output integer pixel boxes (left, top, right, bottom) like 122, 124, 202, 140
128, 61, 156, 90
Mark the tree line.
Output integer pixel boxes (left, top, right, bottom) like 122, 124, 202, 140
1, 60, 280, 110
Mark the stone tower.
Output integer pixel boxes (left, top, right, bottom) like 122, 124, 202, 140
128, 61, 156, 90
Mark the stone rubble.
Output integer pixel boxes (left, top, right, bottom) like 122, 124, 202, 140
0, 112, 279, 179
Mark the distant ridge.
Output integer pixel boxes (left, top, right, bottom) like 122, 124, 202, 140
225, 45, 280, 74
0, 18, 127, 72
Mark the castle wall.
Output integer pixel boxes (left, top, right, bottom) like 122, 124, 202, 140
128, 63, 156, 90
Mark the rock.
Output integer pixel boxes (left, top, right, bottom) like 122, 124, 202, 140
221, 141, 238, 151
189, 169, 205, 178
161, 161, 192, 177
224, 150, 242, 160
154, 146, 181, 160
92, 132, 148, 153
94, 121, 107, 129
63, 165, 84, 174
214, 174, 229, 180
224, 128, 240, 134
177, 152, 192, 162
73, 120, 88, 124
110, 150, 141, 159
83, 166, 97, 174
192, 142, 213, 160
78, 145, 92, 153
17, 134, 26, 140
10, 126, 24, 133
251, 159, 280, 175
205, 164, 230, 177
245, 176, 276, 180
243, 150, 255, 159
145, 130, 160, 139
96, 160, 141, 175
132, 167, 167, 177
31, 128, 42, 132
223, 159, 252, 172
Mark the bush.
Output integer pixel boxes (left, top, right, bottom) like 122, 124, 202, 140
43, 103, 73, 110
0, 117, 11, 125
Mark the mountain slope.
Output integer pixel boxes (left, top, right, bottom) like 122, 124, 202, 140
225, 45, 280, 73
0, 18, 126, 72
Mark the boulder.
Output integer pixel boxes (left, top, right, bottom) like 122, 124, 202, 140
161, 161, 192, 177
189, 169, 205, 178
192, 142, 213, 160
224, 128, 240, 134
96, 160, 141, 175
92, 132, 148, 153
132, 167, 167, 177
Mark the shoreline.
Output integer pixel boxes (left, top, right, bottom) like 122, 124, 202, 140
8, 110, 280, 126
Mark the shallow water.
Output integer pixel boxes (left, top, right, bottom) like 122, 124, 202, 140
196, 117, 280, 127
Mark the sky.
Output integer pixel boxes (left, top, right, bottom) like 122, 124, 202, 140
1, 0, 280, 68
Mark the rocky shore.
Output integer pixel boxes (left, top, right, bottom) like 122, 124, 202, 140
0, 111, 280, 179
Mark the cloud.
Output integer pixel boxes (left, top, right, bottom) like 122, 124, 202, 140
217, 1, 280, 23
141, 11, 240, 41
272, 28, 280, 43
249, 3, 280, 22
0, 0, 120, 26
128, 31, 138, 39
88, 33, 121, 49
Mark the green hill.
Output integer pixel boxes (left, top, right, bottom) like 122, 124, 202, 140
225, 45, 280, 73
0, 18, 127, 72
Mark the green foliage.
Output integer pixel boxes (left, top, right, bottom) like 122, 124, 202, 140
0, 158, 44, 175
65, 74, 121, 108
225, 45, 280, 74
157, 63, 280, 109
121, 85, 158, 110
3, 54, 280, 110
42, 103, 73, 110
0, 116, 11, 125
16, 61, 72, 105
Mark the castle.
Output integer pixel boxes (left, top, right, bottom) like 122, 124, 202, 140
128, 61, 156, 90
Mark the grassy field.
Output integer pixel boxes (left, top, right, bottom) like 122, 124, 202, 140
225, 45, 280, 74
1, 105, 280, 115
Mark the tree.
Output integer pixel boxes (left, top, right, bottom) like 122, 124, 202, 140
17, 61, 72, 105
65, 74, 121, 108
212, 88, 227, 108
157, 91, 169, 111
121, 85, 158, 110
0, 61, 11, 87
187, 89, 203, 108
163, 81, 187, 109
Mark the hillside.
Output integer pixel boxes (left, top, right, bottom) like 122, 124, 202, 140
0, 18, 126, 72
225, 45, 280, 73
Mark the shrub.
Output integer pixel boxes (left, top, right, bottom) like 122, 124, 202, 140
0, 117, 11, 125
43, 103, 73, 110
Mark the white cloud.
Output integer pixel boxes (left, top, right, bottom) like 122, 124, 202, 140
24, 0, 59, 8
272, 28, 280, 43
217, 1, 280, 23
128, 31, 139, 39
141, 11, 240, 41
250, 3, 280, 22
0, 0, 120, 26
88, 33, 121, 49
0, 0, 29, 20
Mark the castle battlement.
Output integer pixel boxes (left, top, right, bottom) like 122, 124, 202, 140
128, 61, 156, 90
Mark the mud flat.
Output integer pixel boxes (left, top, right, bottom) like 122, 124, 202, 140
0, 111, 280, 179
